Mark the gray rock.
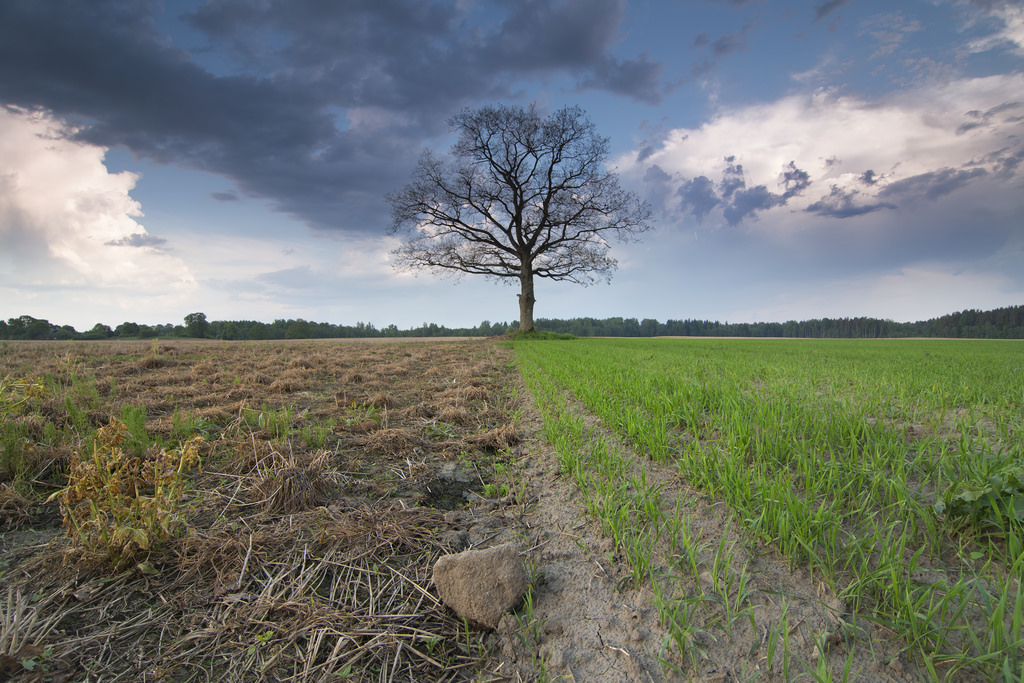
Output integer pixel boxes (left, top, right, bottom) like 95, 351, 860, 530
432, 542, 527, 629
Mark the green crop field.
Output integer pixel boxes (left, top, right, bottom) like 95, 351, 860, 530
515, 338, 1023, 680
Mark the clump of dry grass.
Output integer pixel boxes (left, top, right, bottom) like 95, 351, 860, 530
0, 485, 31, 528
363, 428, 418, 456
466, 423, 520, 451
399, 403, 434, 420
196, 406, 230, 423
268, 368, 312, 393
243, 372, 271, 385
435, 405, 472, 426
252, 451, 336, 513
342, 370, 364, 384
189, 359, 216, 379
137, 355, 172, 370
366, 391, 396, 409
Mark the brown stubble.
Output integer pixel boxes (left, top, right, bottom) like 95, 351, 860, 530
0, 338, 522, 681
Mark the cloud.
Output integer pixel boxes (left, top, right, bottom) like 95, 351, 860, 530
0, 0, 666, 235
723, 185, 787, 225
690, 25, 752, 76
859, 13, 922, 60
805, 185, 896, 218
104, 233, 169, 248
956, 100, 1024, 134
576, 53, 665, 104
713, 27, 752, 58
878, 167, 989, 201
623, 74, 1024, 230
814, 0, 852, 22
673, 158, 812, 225
0, 107, 196, 317
966, 2, 1024, 56
676, 176, 720, 223
780, 161, 812, 198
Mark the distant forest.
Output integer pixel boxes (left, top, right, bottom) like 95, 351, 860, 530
2, 305, 1022, 341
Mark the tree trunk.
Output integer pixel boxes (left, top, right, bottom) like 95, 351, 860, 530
518, 266, 536, 333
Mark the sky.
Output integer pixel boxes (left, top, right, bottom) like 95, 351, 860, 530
1, 0, 1022, 331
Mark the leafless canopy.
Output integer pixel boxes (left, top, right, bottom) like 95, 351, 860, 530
388, 103, 652, 330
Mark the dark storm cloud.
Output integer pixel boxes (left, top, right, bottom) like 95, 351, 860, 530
723, 185, 786, 225
677, 158, 812, 226
860, 170, 880, 186
993, 148, 1024, 178
677, 176, 720, 223
957, 101, 1023, 134
211, 191, 240, 202
0, 0, 666, 234
878, 167, 989, 201
720, 156, 747, 199
810, 163, 996, 219
780, 161, 811, 198
805, 186, 896, 218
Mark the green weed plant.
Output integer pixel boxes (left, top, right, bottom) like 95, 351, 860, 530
48, 418, 202, 568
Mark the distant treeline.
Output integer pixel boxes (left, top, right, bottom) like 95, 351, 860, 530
536, 305, 1024, 339
0, 315, 512, 341
2, 305, 1022, 341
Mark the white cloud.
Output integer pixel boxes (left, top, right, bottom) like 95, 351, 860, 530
624, 74, 1024, 231
0, 107, 197, 325
617, 75, 1024, 322
967, 4, 1024, 57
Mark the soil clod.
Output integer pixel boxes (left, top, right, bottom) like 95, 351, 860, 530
432, 542, 528, 630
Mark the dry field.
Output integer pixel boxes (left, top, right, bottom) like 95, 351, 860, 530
0, 338, 535, 681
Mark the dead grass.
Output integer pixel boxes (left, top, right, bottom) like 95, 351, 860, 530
465, 424, 520, 451
137, 355, 174, 370
0, 485, 31, 529
445, 386, 492, 404
435, 405, 472, 426
0, 338, 513, 681
363, 427, 419, 457
250, 450, 337, 513
366, 391, 397, 409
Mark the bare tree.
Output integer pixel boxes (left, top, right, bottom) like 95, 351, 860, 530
388, 104, 652, 333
